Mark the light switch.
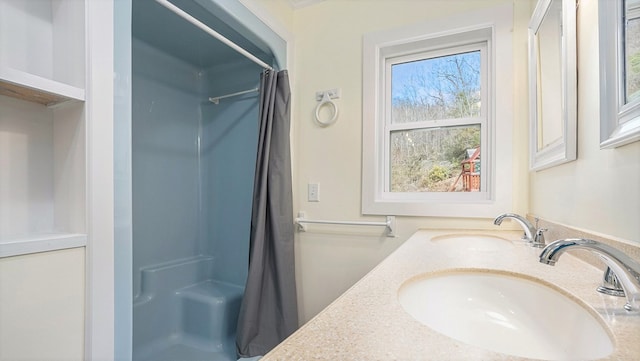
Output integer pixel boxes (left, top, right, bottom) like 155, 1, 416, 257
308, 183, 320, 202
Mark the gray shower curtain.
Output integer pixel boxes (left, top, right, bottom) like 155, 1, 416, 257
236, 70, 298, 358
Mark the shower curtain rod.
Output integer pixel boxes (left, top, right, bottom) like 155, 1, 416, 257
208, 87, 259, 104
154, 0, 274, 71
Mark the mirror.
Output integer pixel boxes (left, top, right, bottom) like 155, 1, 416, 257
528, 0, 577, 170
599, 0, 640, 148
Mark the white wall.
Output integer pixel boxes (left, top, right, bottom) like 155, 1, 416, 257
529, 0, 640, 243
0, 248, 85, 360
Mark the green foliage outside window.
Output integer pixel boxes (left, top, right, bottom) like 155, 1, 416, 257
390, 51, 482, 192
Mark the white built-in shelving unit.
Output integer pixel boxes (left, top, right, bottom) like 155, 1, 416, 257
0, 0, 87, 258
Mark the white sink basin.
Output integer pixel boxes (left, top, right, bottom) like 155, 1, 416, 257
430, 234, 515, 251
398, 271, 614, 360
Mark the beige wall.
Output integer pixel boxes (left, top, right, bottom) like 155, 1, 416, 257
241, 0, 294, 30
248, 0, 640, 324
0, 248, 85, 360
286, 0, 531, 323
530, 0, 640, 244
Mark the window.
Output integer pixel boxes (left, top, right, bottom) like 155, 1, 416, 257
388, 46, 486, 193
598, 0, 640, 148
362, 4, 514, 217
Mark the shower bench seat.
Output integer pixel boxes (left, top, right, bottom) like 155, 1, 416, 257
133, 256, 244, 361
177, 280, 244, 348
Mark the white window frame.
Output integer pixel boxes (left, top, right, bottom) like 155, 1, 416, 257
599, 0, 640, 149
362, 4, 513, 218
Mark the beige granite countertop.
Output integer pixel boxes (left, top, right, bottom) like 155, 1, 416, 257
262, 229, 640, 360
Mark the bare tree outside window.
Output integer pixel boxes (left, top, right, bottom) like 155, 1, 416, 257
389, 51, 482, 192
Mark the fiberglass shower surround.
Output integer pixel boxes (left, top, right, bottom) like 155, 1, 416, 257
130, 0, 278, 360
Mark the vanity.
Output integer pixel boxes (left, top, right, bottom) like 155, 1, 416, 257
262, 229, 640, 360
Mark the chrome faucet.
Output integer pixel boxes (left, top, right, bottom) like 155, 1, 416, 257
493, 213, 546, 248
539, 238, 640, 312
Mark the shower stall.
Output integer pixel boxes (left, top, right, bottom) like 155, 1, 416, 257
123, 1, 286, 360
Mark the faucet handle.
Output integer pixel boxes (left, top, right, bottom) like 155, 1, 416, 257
532, 228, 547, 248
597, 267, 626, 297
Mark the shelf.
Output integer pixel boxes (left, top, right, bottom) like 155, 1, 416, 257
0, 66, 85, 106
0, 233, 87, 258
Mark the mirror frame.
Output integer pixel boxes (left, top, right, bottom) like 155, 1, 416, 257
599, 0, 640, 149
528, 0, 577, 171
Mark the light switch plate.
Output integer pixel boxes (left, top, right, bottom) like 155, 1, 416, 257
308, 183, 320, 202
